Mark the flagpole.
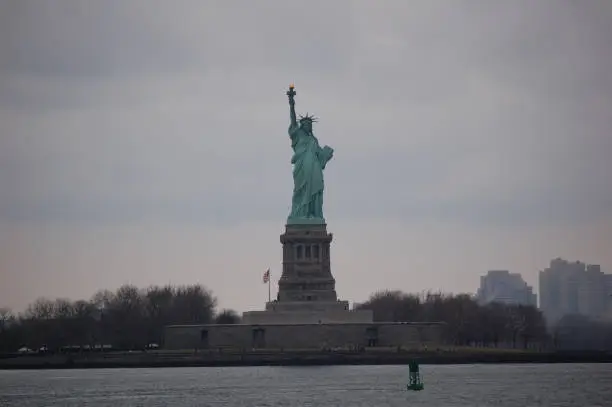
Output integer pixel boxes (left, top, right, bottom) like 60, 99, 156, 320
268, 271, 271, 302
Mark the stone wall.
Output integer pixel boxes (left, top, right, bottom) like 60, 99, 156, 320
265, 300, 349, 312
163, 322, 445, 350
242, 308, 373, 325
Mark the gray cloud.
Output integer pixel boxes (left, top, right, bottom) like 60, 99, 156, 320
0, 1, 354, 79
1, 0, 611, 227
1, 1, 612, 311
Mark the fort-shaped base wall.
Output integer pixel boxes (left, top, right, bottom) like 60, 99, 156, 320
164, 322, 445, 350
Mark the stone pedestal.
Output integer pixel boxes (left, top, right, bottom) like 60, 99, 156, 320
241, 223, 373, 325
278, 223, 337, 302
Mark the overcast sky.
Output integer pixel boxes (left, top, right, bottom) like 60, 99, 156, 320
1, 1, 611, 313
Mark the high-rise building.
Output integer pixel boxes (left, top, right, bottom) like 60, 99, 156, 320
476, 270, 537, 306
539, 258, 583, 324
604, 274, 612, 320
578, 265, 608, 318
539, 258, 610, 326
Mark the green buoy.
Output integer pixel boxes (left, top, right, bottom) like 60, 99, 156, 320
406, 360, 424, 391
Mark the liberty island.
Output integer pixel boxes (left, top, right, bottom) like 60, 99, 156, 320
163, 85, 444, 350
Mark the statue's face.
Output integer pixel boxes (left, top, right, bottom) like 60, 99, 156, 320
301, 120, 312, 132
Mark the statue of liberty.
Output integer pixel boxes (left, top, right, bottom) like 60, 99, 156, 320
285, 84, 334, 225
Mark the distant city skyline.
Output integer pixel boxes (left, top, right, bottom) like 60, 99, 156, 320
2, 2, 611, 313
473, 258, 612, 326
3, 257, 609, 316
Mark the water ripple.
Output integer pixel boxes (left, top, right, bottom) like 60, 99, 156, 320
0, 364, 609, 406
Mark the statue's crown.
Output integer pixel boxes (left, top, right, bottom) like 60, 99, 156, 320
299, 113, 318, 123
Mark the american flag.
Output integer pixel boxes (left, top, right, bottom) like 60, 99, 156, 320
263, 269, 270, 283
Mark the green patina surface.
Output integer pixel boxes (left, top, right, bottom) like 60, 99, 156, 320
285, 85, 334, 225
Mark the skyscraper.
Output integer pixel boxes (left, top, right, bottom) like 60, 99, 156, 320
539, 258, 610, 326
476, 270, 537, 306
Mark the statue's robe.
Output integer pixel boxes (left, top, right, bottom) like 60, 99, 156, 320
287, 123, 333, 223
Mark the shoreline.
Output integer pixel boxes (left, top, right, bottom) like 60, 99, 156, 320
1, 349, 610, 370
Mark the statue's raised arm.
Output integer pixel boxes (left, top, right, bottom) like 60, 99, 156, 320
286, 84, 297, 129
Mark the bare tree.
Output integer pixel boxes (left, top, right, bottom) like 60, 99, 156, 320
24, 297, 55, 320
0, 307, 13, 331
215, 309, 241, 324
356, 289, 550, 349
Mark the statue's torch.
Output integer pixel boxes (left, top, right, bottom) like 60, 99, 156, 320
286, 83, 296, 102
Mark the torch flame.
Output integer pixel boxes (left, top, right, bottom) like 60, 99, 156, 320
289, 83, 294, 89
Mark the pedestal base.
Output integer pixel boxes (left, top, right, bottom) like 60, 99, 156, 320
242, 307, 373, 325
242, 223, 373, 325
266, 300, 349, 312
278, 224, 337, 302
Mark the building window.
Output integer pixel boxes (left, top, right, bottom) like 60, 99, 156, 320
312, 245, 319, 259
305, 245, 311, 258
252, 328, 266, 348
296, 245, 303, 259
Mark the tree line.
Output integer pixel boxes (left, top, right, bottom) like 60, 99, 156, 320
1, 287, 610, 352
0, 284, 239, 353
355, 290, 550, 349
355, 290, 612, 351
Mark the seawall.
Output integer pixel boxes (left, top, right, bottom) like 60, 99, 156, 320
1, 348, 610, 370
